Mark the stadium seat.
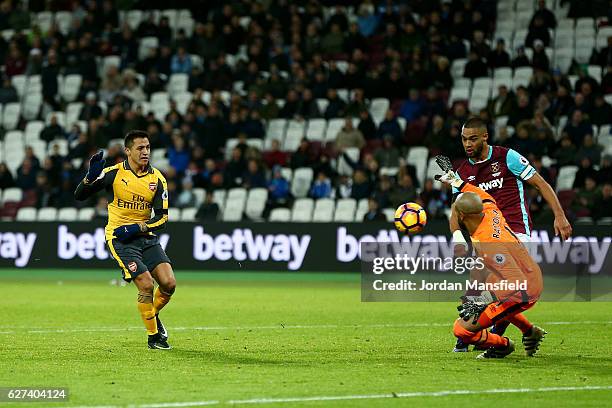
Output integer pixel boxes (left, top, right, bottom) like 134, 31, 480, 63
316, 98, 329, 113
227, 187, 247, 203
37, 208, 58, 221
168, 73, 189, 96
397, 117, 407, 131
77, 207, 95, 221
160, 9, 178, 28
192, 188, 205, 207
337, 147, 359, 176
280, 167, 293, 183
22, 93, 41, 121
379, 167, 399, 177
181, 207, 197, 221
61, 74, 82, 102
24, 121, 44, 144
451, 58, 467, 79
306, 118, 327, 142
575, 217, 594, 225
291, 198, 314, 222
407, 146, 429, 186
283, 120, 305, 151
139, 36, 159, 61
312, 198, 335, 222
325, 118, 345, 142
333, 198, 356, 222
2, 102, 20, 130
126, 10, 143, 30
269, 207, 291, 222
448, 86, 469, 107
11, 75, 26, 98
246, 139, 264, 152
370, 98, 390, 123
54, 11, 72, 35
556, 165, 579, 192
597, 27, 612, 49
553, 48, 574, 73
168, 208, 181, 222
291, 167, 314, 198
555, 28, 575, 49
575, 17, 594, 31
224, 139, 239, 160
425, 157, 443, 190
245, 188, 268, 220
2, 187, 22, 204
587, 65, 602, 83
222, 195, 246, 221
575, 38, 595, 63
36, 11, 53, 33
16, 207, 36, 221
46, 111, 66, 128
212, 189, 227, 209
29, 140, 47, 161
266, 118, 287, 145
382, 208, 395, 222
57, 207, 78, 221
66, 102, 84, 128
174, 91, 192, 115
354, 198, 369, 221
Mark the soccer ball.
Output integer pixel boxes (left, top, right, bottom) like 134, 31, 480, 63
394, 202, 427, 233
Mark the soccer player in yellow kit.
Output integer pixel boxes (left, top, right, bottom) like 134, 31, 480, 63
75, 130, 175, 349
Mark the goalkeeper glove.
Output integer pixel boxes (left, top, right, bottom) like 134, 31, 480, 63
113, 223, 145, 243
433, 155, 464, 189
457, 300, 488, 325
85, 150, 105, 184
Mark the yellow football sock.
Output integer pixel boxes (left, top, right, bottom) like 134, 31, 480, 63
137, 292, 158, 335
153, 287, 172, 315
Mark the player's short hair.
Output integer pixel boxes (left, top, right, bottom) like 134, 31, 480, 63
124, 130, 149, 148
462, 117, 487, 130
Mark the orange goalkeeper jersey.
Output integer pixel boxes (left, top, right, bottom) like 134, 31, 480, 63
457, 182, 543, 302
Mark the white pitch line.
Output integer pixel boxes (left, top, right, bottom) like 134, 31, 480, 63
0, 320, 611, 335
66, 385, 612, 408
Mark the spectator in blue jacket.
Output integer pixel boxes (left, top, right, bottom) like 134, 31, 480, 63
170, 46, 193, 74
309, 171, 332, 199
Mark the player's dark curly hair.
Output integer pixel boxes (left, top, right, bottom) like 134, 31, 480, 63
124, 130, 150, 148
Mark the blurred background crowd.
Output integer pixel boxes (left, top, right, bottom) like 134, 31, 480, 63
0, 0, 610, 224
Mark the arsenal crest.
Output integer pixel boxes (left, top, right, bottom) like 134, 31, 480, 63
149, 182, 157, 192
491, 162, 500, 173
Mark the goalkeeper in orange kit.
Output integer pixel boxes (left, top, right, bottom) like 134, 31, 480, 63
435, 156, 547, 359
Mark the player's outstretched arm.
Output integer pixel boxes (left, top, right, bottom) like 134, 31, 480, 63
74, 151, 113, 200
525, 173, 572, 240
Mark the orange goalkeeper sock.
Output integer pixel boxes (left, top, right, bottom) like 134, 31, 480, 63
478, 330, 508, 348
453, 320, 507, 347
153, 287, 172, 315
507, 313, 533, 334
137, 292, 158, 335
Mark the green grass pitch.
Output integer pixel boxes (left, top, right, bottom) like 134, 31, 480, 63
1, 269, 611, 407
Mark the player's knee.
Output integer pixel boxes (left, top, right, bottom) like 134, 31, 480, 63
453, 319, 477, 342
162, 277, 176, 295
137, 276, 155, 294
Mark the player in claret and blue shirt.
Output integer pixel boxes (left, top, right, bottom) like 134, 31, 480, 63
449, 117, 572, 352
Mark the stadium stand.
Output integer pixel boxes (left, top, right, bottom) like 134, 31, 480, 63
0, 0, 610, 225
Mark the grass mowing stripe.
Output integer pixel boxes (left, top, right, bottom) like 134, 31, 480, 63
66, 385, 612, 407
0, 320, 609, 334
0, 268, 359, 283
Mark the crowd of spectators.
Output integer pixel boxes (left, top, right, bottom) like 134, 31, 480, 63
0, 0, 610, 222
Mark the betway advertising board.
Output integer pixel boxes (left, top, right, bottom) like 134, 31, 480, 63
0, 222, 610, 273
